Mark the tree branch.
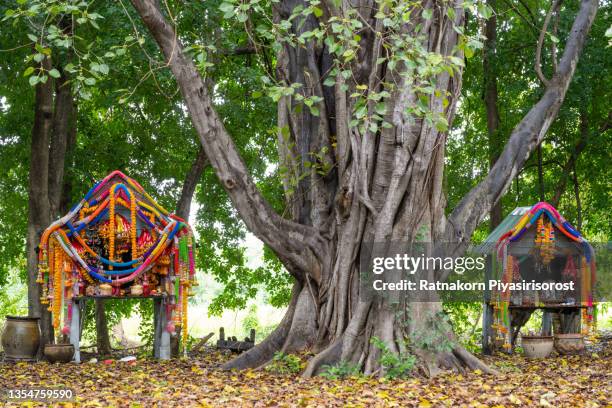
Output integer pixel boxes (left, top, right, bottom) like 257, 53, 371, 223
448, 0, 598, 242
176, 146, 208, 220
535, 0, 562, 86
551, 109, 590, 206
130, 0, 325, 282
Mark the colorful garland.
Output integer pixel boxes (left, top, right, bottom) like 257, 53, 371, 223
492, 202, 597, 346
38, 171, 197, 344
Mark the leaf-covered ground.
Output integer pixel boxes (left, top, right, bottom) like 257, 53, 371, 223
0, 341, 610, 407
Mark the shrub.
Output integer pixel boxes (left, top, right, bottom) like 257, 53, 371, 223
319, 360, 361, 380
371, 337, 416, 379
265, 352, 303, 375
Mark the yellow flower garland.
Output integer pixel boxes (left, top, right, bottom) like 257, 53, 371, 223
130, 192, 138, 261
182, 283, 188, 351
53, 239, 63, 330
109, 187, 115, 270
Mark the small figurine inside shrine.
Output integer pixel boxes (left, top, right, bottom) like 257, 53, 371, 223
37, 171, 197, 352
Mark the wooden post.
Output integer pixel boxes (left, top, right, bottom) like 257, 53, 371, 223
482, 254, 494, 355
482, 303, 494, 354
158, 298, 170, 360
541, 312, 553, 335
153, 297, 161, 359
70, 299, 81, 363
249, 329, 255, 343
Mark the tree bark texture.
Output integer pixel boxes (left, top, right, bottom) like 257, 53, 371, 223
26, 60, 76, 349
48, 68, 75, 219
27, 59, 54, 348
131, 0, 598, 375
176, 146, 209, 220
95, 299, 112, 356
483, 0, 503, 231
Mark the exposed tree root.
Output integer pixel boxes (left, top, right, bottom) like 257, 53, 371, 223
452, 345, 499, 375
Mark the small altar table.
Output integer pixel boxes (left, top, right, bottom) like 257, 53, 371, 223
69, 295, 172, 362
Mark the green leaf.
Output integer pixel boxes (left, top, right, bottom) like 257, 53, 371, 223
312, 7, 323, 18
27, 33, 37, 42
434, 116, 448, 132
355, 105, 367, 119
28, 75, 39, 86
323, 76, 336, 87
342, 49, 355, 61
22, 66, 34, 77
478, 4, 493, 20
422, 8, 433, 20
219, 2, 234, 13
48, 68, 61, 79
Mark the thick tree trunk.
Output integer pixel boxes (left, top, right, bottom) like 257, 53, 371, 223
48, 68, 74, 219
27, 59, 54, 349
59, 99, 78, 215
95, 300, 112, 356
131, 0, 597, 376
483, 0, 503, 231
27, 60, 75, 350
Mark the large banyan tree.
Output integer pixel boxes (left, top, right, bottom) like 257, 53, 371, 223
127, 0, 597, 375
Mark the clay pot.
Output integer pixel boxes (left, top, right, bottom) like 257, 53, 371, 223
554, 333, 585, 355
1, 316, 41, 361
521, 335, 554, 358
44, 343, 74, 363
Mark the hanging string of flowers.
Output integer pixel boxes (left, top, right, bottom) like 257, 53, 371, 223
52, 238, 63, 330
109, 186, 116, 271
493, 202, 597, 349
37, 171, 198, 347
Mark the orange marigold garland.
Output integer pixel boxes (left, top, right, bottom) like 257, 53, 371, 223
182, 283, 188, 353
52, 238, 63, 330
130, 193, 138, 261
36, 171, 199, 355
108, 187, 116, 271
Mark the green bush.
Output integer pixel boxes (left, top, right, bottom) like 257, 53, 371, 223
265, 352, 303, 375
409, 311, 455, 353
319, 360, 361, 380
371, 337, 416, 379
